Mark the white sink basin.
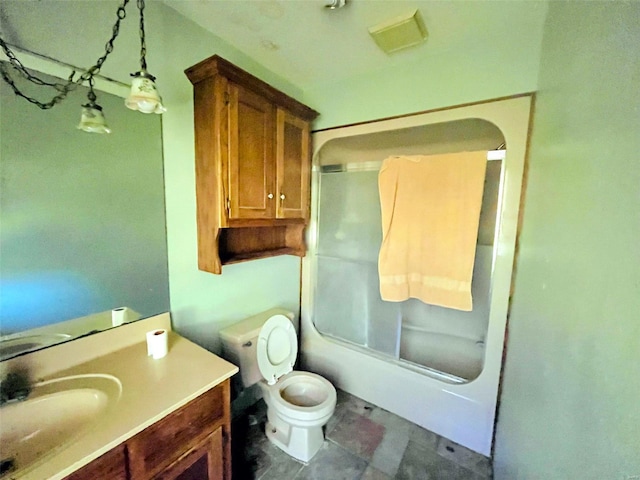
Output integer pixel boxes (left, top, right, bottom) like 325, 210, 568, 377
0, 374, 122, 477
0, 334, 72, 361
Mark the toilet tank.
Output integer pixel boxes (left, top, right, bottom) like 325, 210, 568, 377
219, 308, 294, 388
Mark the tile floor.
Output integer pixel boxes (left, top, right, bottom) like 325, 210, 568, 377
232, 389, 492, 480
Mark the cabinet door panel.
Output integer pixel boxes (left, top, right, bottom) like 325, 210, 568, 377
276, 109, 309, 219
229, 84, 275, 220
153, 428, 223, 480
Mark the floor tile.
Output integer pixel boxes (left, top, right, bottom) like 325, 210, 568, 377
436, 437, 492, 478
360, 465, 393, 480
327, 390, 377, 436
342, 391, 376, 417
325, 401, 347, 435
396, 439, 483, 480
370, 423, 409, 476
368, 406, 412, 476
292, 442, 367, 480
369, 406, 413, 434
237, 442, 273, 479
232, 388, 492, 480
327, 409, 385, 461
258, 448, 304, 480
409, 422, 439, 450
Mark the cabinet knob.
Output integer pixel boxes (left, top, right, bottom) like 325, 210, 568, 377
280, 194, 286, 200
267, 193, 274, 199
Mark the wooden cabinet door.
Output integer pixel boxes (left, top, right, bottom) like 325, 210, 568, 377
127, 385, 225, 480
152, 428, 223, 480
63, 444, 127, 480
228, 82, 276, 220
276, 108, 310, 220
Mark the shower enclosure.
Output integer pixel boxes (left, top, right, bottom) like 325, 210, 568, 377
301, 96, 533, 456
314, 145, 503, 382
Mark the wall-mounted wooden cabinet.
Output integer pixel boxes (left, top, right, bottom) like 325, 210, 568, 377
185, 55, 318, 274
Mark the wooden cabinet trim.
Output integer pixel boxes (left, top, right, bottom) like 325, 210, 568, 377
185, 55, 318, 121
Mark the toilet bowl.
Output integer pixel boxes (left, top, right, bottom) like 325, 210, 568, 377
260, 371, 336, 461
219, 310, 336, 462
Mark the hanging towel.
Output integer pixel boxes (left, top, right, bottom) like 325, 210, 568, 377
378, 151, 487, 311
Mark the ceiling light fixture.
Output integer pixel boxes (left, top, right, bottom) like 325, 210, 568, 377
0, 0, 164, 134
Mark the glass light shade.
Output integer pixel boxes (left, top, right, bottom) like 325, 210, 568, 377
125, 72, 166, 114
77, 104, 111, 134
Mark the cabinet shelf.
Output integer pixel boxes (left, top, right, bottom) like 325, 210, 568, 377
218, 225, 305, 266
222, 248, 301, 265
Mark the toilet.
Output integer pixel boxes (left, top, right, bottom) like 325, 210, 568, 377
219, 309, 337, 462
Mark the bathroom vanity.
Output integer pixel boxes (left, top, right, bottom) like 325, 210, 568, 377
66, 382, 227, 480
0, 314, 238, 480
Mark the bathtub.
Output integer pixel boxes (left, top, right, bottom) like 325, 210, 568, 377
399, 326, 485, 381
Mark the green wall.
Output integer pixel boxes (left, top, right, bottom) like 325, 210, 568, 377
304, 16, 545, 130
150, 3, 304, 353
494, 2, 640, 478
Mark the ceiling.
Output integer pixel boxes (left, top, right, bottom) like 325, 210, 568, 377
163, 0, 549, 91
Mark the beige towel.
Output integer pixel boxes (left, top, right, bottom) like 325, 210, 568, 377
378, 151, 487, 311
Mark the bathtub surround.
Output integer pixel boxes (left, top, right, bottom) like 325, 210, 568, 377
303, 96, 532, 456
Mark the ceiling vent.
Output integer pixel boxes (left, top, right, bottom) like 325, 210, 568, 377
368, 9, 428, 54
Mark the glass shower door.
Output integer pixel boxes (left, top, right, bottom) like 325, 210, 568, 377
313, 169, 401, 358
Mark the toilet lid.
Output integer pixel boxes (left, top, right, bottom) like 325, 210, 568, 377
257, 314, 297, 385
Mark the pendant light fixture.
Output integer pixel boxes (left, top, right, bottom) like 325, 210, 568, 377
0, 0, 165, 134
77, 77, 111, 133
125, 0, 165, 114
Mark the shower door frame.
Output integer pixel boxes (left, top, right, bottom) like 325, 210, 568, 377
300, 94, 534, 456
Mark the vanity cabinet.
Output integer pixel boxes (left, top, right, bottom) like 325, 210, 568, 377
64, 445, 127, 480
185, 55, 318, 274
63, 379, 231, 480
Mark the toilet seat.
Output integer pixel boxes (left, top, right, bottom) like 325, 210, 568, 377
257, 315, 298, 385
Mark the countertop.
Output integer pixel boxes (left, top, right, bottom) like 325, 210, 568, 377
3, 317, 238, 480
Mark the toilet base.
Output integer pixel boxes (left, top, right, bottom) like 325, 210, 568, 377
264, 412, 325, 463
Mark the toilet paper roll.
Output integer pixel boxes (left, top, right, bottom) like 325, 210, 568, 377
112, 307, 127, 327
146, 329, 168, 359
